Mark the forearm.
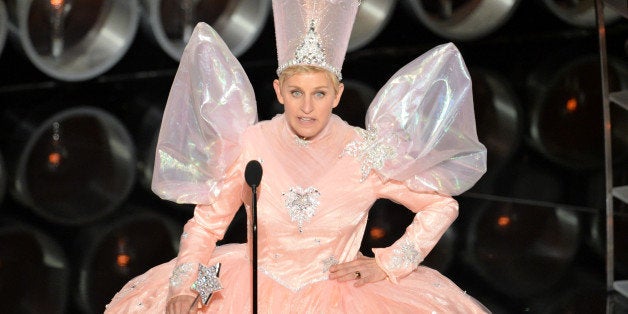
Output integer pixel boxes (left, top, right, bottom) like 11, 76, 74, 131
168, 188, 243, 299
373, 180, 458, 283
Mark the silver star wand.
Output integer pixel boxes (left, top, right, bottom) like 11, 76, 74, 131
188, 263, 223, 311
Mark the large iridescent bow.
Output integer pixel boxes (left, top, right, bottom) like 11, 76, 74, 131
366, 43, 487, 196
151, 22, 258, 205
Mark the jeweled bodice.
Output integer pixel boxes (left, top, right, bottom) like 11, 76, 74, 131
240, 115, 381, 291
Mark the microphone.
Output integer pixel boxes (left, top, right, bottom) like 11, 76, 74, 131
244, 160, 262, 313
245, 160, 263, 188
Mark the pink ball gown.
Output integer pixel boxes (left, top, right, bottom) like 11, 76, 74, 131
104, 23, 489, 313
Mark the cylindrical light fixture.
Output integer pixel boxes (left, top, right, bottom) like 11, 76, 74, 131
348, 0, 397, 52
332, 79, 376, 128
140, 0, 271, 61
464, 201, 580, 298
527, 55, 628, 170
541, 0, 621, 28
135, 106, 161, 191
5, 0, 140, 81
1, 106, 136, 225
402, 0, 522, 41
0, 220, 70, 314
121, 96, 165, 191
75, 209, 180, 314
469, 67, 523, 180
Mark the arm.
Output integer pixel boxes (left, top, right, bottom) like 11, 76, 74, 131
167, 166, 245, 302
372, 179, 458, 283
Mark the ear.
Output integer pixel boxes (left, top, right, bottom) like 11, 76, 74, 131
332, 83, 344, 109
273, 79, 284, 105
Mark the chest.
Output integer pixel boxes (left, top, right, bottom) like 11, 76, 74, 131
252, 145, 375, 234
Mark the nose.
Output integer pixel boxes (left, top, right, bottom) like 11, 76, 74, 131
301, 97, 314, 114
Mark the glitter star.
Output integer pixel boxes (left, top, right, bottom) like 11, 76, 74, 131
191, 263, 223, 305
283, 186, 320, 232
343, 127, 397, 182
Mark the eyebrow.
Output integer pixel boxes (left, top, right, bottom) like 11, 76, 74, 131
286, 85, 330, 90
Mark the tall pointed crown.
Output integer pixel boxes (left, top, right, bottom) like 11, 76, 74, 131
273, 0, 361, 80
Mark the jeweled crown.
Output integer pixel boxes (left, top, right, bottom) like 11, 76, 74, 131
273, 0, 361, 80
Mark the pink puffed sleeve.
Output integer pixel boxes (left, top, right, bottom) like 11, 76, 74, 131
365, 43, 486, 196
372, 180, 458, 283
151, 22, 257, 205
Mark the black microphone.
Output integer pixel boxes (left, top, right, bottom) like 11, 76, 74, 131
245, 160, 263, 188
244, 160, 262, 313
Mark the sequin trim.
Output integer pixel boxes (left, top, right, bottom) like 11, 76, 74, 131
295, 136, 310, 147
277, 19, 342, 80
322, 255, 339, 273
282, 186, 320, 233
169, 262, 195, 288
275, 0, 361, 80
343, 127, 397, 181
390, 240, 421, 269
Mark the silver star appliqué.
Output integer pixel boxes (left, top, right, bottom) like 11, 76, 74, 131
191, 263, 223, 305
390, 240, 421, 269
343, 127, 397, 182
283, 186, 320, 232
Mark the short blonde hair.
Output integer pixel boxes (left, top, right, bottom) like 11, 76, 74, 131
278, 65, 341, 94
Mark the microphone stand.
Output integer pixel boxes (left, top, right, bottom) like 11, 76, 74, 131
251, 181, 258, 314
245, 160, 262, 313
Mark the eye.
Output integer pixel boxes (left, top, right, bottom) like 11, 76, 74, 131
315, 91, 326, 98
290, 90, 302, 97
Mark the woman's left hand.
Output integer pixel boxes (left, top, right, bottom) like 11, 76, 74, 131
328, 253, 387, 287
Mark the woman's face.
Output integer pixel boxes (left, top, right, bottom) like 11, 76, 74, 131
273, 71, 344, 140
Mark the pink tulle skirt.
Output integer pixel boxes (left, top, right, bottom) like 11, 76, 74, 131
105, 244, 489, 313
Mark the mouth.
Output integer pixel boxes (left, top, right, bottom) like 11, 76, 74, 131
298, 117, 316, 123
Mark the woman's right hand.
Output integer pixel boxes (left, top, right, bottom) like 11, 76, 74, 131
166, 295, 199, 314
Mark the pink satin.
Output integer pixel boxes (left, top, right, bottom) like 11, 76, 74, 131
105, 22, 489, 313
106, 117, 488, 313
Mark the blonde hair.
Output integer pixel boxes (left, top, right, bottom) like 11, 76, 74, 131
277, 65, 341, 94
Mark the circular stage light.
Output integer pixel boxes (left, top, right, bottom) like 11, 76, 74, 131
403, 0, 522, 41
6, 0, 140, 81
141, 0, 271, 60
4, 106, 136, 225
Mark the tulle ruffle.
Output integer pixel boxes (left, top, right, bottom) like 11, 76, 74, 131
151, 22, 257, 204
366, 43, 487, 195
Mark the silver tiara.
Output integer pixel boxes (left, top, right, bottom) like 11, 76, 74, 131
276, 20, 342, 79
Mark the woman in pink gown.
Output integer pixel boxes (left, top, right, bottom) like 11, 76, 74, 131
105, 1, 489, 313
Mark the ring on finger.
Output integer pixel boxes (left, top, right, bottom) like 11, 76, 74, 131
354, 271, 361, 279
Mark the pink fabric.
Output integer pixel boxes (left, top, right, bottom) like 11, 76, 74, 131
106, 116, 488, 313
105, 23, 489, 313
